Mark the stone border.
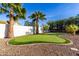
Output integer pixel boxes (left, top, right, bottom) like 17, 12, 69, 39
56, 35, 73, 45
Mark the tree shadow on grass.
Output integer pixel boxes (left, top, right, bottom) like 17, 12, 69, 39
76, 53, 79, 56
38, 32, 64, 36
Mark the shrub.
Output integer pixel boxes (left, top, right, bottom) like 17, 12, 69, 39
65, 24, 79, 35
43, 25, 49, 33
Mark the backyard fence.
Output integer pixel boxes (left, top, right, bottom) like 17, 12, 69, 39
0, 24, 42, 39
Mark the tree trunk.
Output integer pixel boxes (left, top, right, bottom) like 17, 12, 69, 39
36, 17, 39, 34
7, 8, 14, 38
32, 21, 35, 34
42, 25, 44, 33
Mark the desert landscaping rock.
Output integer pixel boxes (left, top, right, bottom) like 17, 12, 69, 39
70, 48, 79, 51
0, 34, 79, 56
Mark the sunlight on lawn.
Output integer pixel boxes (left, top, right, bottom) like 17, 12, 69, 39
9, 33, 70, 45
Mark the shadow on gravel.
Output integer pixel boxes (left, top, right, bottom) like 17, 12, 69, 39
38, 33, 64, 36
76, 53, 79, 56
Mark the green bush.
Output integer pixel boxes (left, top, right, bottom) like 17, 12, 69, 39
42, 25, 49, 33
65, 24, 79, 35
43, 25, 49, 31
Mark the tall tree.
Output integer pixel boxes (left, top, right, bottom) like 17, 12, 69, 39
24, 21, 31, 26
65, 17, 75, 25
47, 21, 55, 31
29, 11, 46, 34
55, 20, 65, 31
0, 3, 26, 38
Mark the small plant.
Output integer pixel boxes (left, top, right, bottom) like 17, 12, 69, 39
65, 24, 79, 35
43, 25, 49, 33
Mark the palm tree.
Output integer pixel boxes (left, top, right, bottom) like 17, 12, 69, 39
29, 11, 46, 34
0, 3, 26, 38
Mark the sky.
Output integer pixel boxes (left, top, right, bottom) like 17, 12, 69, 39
1, 3, 79, 26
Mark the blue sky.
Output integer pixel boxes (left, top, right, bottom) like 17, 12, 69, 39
1, 3, 79, 26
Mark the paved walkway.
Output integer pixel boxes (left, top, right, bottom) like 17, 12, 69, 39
0, 34, 79, 56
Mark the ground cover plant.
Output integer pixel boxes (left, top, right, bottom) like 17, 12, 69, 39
9, 33, 70, 45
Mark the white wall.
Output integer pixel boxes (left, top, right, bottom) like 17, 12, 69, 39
0, 24, 6, 38
0, 24, 42, 39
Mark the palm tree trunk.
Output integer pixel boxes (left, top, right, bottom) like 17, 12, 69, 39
32, 20, 35, 34
42, 25, 44, 33
36, 17, 39, 34
7, 7, 14, 38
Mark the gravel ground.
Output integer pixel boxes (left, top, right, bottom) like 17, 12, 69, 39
0, 34, 79, 56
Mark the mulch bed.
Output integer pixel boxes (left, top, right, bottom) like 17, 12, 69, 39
0, 34, 79, 56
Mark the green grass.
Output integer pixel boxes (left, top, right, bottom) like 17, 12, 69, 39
9, 33, 70, 45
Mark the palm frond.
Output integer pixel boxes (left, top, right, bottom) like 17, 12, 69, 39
28, 13, 36, 19
0, 3, 26, 22
21, 8, 26, 15
29, 11, 46, 21
1, 3, 8, 8
0, 7, 9, 14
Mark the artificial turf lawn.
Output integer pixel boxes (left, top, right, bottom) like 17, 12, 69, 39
9, 33, 70, 45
